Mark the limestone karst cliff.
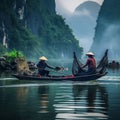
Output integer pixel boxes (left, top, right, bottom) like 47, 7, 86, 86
0, 0, 82, 59
65, 1, 100, 53
91, 0, 120, 59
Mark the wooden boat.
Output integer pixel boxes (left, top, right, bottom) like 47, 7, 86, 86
13, 49, 108, 81
12, 72, 107, 81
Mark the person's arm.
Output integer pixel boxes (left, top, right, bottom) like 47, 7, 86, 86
46, 63, 55, 69
81, 64, 87, 68
46, 62, 63, 71
81, 60, 89, 68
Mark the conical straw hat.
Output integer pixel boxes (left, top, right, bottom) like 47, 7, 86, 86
86, 52, 94, 56
39, 56, 48, 61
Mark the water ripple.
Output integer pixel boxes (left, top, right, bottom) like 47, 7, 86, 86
56, 113, 108, 119
0, 77, 17, 80
98, 76, 120, 81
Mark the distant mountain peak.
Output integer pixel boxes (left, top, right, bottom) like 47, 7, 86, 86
75, 1, 100, 17
65, 1, 101, 53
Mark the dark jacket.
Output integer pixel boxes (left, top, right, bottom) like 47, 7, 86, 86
37, 61, 54, 71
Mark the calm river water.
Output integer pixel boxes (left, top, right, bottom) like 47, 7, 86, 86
0, 68, 120, 120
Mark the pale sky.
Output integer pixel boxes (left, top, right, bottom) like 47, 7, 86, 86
55, 0, 104, 14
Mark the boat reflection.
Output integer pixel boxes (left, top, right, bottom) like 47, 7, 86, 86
37, 85, 56, 120
38, 86, 49, 113
54, 83, 108, 120
73, 83, 108, 119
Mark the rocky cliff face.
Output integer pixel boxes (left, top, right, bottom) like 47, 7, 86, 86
91, 0, 120, 59
24, 0, 55, 35
0, 0, 55, 41
0, 0, 82, 59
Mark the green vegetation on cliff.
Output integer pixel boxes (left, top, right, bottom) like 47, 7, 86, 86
0, 0, 83, 60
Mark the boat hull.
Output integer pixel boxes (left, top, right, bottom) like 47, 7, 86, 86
13, 72, 107, 81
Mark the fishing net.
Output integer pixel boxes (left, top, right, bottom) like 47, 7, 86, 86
72, 52, 85, 75
96, 49, 108, 73
72, 49, 108, 75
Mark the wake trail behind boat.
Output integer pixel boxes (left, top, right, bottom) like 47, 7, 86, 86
98, 75, 120, 81
0, 78, 18, 81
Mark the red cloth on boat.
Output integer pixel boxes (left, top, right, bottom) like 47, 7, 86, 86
64, 75, 75, 78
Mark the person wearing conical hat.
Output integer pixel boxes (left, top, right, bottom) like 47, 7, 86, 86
81, 52, 96, 74
37, 56, 55, 76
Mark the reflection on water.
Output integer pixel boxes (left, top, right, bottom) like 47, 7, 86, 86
76, 84, 108, 118
0, 69, 120, 120
54, 84, 108, 120
38, 86, 49, 113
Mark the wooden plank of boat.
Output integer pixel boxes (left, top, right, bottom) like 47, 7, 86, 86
12, 72, 107, 81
